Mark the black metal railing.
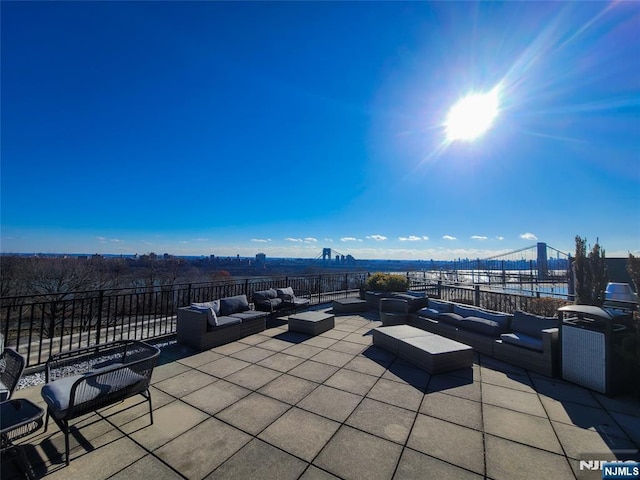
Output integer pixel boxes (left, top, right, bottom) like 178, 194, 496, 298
2, 271, 571, 369
1, 272, 369, 368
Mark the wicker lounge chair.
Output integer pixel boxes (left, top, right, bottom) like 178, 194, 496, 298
41, 340, 160, 465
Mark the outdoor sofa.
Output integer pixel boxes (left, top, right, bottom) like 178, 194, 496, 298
408, 299, 560, 376
252, 287, 311, 315
493, 310, 560, 377
177, 294, 268, 350
410, 300, 512, 356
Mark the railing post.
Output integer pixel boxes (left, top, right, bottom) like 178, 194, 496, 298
95, 290, 104, 345
345, 273, 348, 297
318, 274, 323, 304
187, 283, 192, 305
244, 278, 249, 297
437, 280, 442, 298
474, 285, 480, 307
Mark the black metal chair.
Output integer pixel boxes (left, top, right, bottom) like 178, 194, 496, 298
0, 348, 26, 402
41, 340, 160, 465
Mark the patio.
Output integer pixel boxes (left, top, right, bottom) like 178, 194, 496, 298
2, 306, 639, 480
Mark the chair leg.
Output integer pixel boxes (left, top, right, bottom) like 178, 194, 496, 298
62, 420, 70, 466
145, 390, 154, 425
44, 410, 50, 432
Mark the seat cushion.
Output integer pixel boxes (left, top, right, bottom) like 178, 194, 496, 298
42, 368, 147, 417
437, 312, 464, 326
276, 287, 295, 301
253, 289, 278, 302
427, 299, 453, 313
230, 311, 267, 321
417, 307, 441, 320
461, 316, 507, 336
209, 316, 242, 330
500, 332, 544, 352
511, 311, 559, 339
290, 297, 310, 306
220, 295, 250, 316
453, 304, 480, 318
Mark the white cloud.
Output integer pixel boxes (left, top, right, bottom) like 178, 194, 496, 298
179, 241, 188, 244
97, 236, 106, 242
520, 232, 538, 241
251, 238, 271, 243
366, 235, 387, 241
286, 237, 317, 243
443, 235, 457, 241
324, 238, 334, 243
471, 235, 488, 240
398, 235, 428, 242
195, 238, 209, 242
304, 237, 318, 243
496, 236, 505, 241
110, 239, 121, 243
285, 237, 303, 242
341, 237, 362, 242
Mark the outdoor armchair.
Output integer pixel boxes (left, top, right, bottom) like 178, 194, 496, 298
41, 340, 160, 465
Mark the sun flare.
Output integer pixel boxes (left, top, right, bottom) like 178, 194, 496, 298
445, 89, 500, 142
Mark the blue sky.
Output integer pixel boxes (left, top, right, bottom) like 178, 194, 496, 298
2, 1, 639, 260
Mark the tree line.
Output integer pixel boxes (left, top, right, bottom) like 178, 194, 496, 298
0, 254, 233, 298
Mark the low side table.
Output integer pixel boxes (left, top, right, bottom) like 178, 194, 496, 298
1, 398, 45, 479
288, 311, 335, 336
332, 298, 368, 314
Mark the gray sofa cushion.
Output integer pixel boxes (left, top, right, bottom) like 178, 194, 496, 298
253, 289, 278, 302
42, 368, 147, 416
427, 299, 453, 313
461, 316, 508, 336
190, 303, 219, 327
417, 307, 441, 320
392, 293, 430, 313
220, 295, 250, 316
453, 305, 511, 330
500, 332, 544, 352
210, 316, 242, 330
453, 304, 480, 318
230, 311, 268, 321
511, 311, 559, 339
276, 287, 295, 301
191, 300, 220, 315
437, 312, 464, 326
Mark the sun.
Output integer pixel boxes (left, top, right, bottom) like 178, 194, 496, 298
445, 89, 500, 142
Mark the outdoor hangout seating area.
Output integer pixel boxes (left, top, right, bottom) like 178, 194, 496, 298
2, 303, 639, 480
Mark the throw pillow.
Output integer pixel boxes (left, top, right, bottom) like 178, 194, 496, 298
276, 287, 295, 302
190, 304, 218, 327
220, 295, 250, 315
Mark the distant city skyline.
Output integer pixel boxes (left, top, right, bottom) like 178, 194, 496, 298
2, 2, 639, 260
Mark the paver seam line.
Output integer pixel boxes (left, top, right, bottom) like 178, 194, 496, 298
99, 408, 191, 480
386, 350, 426, 480
477, 353, 488, 479
587, 384, 640, 450
20, 411, 136, 476
286, 344, 400, 477
517, 366, 577, 479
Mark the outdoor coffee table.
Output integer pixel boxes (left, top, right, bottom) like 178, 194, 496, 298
373, 326, 473, 374
332, 297, 368, 314
288, 311, 335, 335
1, 398, 45, 479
